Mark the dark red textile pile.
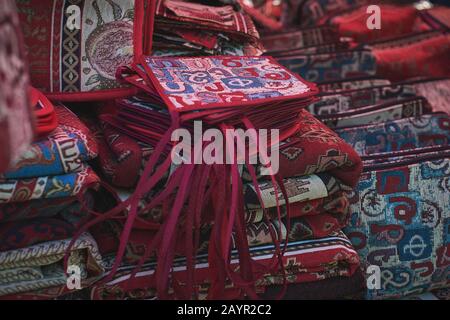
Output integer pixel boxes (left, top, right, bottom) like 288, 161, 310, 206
1, 0, 449, 301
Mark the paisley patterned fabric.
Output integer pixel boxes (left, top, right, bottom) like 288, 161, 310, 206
16, 0, 151, 101
344, 159, 450, 299
0, 0, 34, 173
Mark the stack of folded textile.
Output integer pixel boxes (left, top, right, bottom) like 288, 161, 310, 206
91, 132, 365, 299
300, 77, 450, 300
0, 103, 107, 299
264, 30, 378, 83
151, 0, 263, 57
266, 3, 450, 83
3, 0, 448, 301
76, 54, 364, 300
276, 0, 450, 300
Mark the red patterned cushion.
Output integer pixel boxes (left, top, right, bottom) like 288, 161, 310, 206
16, 0, 154, 101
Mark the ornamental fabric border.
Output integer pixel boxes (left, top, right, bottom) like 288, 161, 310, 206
16, 0, 150, 101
